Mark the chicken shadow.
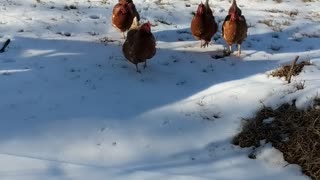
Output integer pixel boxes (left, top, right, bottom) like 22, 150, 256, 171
0, 33, 271, 150
0, 34, 284, 137
0, 30, 318, 178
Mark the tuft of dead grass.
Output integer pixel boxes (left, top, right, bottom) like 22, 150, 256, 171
301, 33, 320, 38
99, 37, 120, 45
302, 0, 316, 2
64, 4, 78, 10
155, 18, 172, 25
264, 9, 299, 17
314, 98, 320, 109
273, 0, 283, 3
233, 101, 320, 180
294, 81, 305, 90
258, 19, 273, 27
270, 61, 311, 78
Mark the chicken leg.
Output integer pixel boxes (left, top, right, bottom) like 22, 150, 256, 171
202, 41, 210, 48
143, 61, 147, 69
237, 44, 241, 56
135, 64, 141, 73
223, 45, 233, 56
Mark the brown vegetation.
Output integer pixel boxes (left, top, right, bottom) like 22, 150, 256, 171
271, 61, 311, 78
233, 100, 320, 180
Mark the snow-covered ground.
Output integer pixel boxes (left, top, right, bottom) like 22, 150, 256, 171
0, 0, 319, 179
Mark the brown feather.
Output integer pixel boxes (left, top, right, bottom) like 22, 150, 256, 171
191, 1, 218, 47
222, 15, 247, 45
122, 23, 156, 70
112, 0, 140, 33
222, 1, 247, 54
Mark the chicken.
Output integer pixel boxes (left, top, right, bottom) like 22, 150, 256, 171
222, 0, 248, 56
119, 0, 140, 21
112, 0, 140, 38
191, 0, 218, 48
122, 17, 156, 73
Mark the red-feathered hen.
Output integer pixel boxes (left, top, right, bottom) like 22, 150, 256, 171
222, 0, 248, 56
122, 18, 156, 73
191, 0, 218, 48
112, 0, 140, 38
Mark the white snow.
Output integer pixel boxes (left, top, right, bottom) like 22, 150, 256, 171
0, 0, 319, 179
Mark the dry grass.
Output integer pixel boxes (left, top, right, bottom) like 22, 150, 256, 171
270, 61, 312, 78
264, 9, 299, 17
257, 19, 284, 32
99, 37, 119, 45
302, 0, 316, 2
155, 18, 172, 25
285, 10, 299, 17
282, 20, 291, 26
294, 81, 305, 90
258, 19, 273, 27
273, 0, 283, 3
154, 0, 171, 6
64, 4, 78, 10
265, 9, 289, 13
301, 33, 320, 38
233, 100, 320, 180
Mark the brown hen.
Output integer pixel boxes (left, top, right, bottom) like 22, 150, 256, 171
112, 0, 140, 38
222, 0, 248, 56
191, 0, 218, 48
118, 0, 140, 21
122, 18, 156, 73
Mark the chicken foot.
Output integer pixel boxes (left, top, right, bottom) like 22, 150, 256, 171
135, 64, 141, 73
199, 40, 210, 48
225, 45, 241, 56
222, 45, 233, 56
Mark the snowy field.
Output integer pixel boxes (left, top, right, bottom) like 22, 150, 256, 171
0, 0, 320, 179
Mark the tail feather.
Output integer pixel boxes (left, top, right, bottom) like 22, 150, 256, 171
232, 0, 237, 6
205, 0, 209, 8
